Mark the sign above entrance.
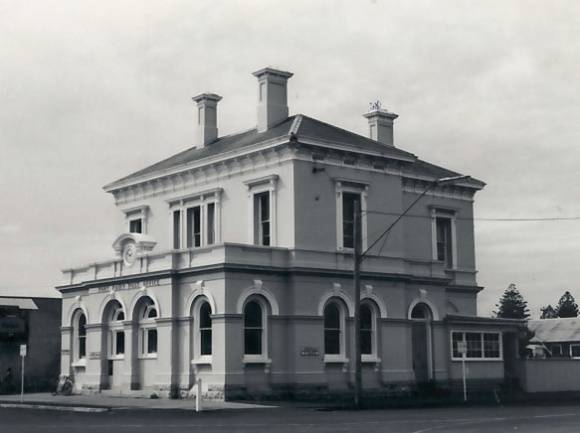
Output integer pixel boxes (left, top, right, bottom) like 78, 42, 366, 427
93, 279, 161, 294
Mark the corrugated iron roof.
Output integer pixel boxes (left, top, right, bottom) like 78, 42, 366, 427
0, 297, 38, 310
528, 318, 580, 343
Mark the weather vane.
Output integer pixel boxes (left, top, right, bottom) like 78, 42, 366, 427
369, 100, 381, 111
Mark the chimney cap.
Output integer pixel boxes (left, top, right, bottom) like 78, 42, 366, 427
252, 67, 293, 80
363, 109, 398, 120
192, 93, 223, 103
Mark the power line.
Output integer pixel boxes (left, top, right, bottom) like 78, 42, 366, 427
364, 210, 580, 222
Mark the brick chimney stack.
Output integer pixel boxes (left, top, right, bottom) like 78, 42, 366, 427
252, 67, 293, 132
192, 93, 222, 148
363, 108, 398, 147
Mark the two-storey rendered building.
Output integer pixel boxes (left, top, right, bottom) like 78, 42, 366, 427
57, 67, 522, 399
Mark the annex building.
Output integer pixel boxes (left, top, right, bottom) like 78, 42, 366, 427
57, 67, 522, 399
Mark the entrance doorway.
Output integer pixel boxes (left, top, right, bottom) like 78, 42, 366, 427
411, 303, 434, 384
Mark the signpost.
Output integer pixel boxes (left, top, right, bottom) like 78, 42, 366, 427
19, 344, 27, 403
458, 341, 467, 402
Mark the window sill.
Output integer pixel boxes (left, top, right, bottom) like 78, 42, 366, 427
362, 355, 381, 364
243, 355, 271, 364
191, 356, 213, 365
138, 354, 158, 360
323, 355, 349, 364
71, 359, 87, 368
451, 357, 503, 362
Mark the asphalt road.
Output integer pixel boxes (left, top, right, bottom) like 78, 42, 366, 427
1, 404, 579, 433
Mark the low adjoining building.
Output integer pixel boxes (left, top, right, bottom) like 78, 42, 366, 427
0, 296, 61, 394
56, 67, 522, 399
528, 318, 580, 358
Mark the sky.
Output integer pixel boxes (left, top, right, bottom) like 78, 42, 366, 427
1, 0, 579, 317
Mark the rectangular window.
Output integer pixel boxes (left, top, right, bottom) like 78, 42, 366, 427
254, 192, 270, 246
186, 206, 201, 248
206, 202, 215, 245
342, 192, 361, 249
571, 344, 580, 358
436, 217, 452, 267
129, 219, 142, 234
115, 331, 125, 356
173, 210, 181, 249
451, 331, 502, 360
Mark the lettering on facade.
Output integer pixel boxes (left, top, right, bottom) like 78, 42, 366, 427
88, 352, 101, 360
300, 346, 320, 357
96, 279, 161, 294
61, 349, 70, 355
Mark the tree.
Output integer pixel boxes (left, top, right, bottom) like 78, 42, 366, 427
540, 304, 558, 319
556, 291, 579, 318
493, 283, 530, 320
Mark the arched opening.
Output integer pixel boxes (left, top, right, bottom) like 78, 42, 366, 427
360, 301, 379, 357
323, 298, 348, 359
410, 302, 434, 384
72, 310, 87, 362
131, 296, 158, 390
101, 300, 125, 390
191, 297, 212, 361
244, 300, 264, 356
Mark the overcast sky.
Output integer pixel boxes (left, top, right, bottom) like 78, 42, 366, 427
1, 0, 579, 317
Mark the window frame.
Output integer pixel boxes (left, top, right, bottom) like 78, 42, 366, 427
167, 188, 222, 250
450, 331, 503, 361
335, 181, 368, 252
323, 299, 348, 363
137, 300, 158, 359
72, 310, 87, 364
431, 208, 457, 269
550, 343, 563, 357
360, 301, 379, 362
107, 304, 125, 360
191, 298, 213, 364
123, 205, 149, 234
242, 297, 270, 363
570, 344, 580, 359
245, 175, 278, 248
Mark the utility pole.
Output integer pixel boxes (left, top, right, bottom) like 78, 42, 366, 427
353, 201, 362, 408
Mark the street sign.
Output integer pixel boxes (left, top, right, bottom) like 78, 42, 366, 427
20, 344, 27, 357
19, 344, 26, 403
457, 341, 467, 355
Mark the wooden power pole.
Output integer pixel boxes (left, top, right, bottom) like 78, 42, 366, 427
353, 201, 362, 408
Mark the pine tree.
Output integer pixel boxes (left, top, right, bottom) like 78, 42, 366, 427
556, 291, 579, 318
493, 283, 530, 320
540, 304, 557, 319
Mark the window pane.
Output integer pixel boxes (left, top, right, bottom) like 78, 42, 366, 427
173, 210, 181, 249
436, 217, 452, 267
147, 306, 157, 319
199, 302, 211, 328
201, 329, 212, 355
129, 219, 142, 234
193, 207, 201, 247
452, 332, 463, 358
483, 333, 500, 358
324, 304, 340, 329
244, 301, 262, 327
78, 314, 87, 336
116, 331, 125, 355
361, 330, 372, 355
244, 329, 262, 355
147, 329, 157, 354
79, 336, 86, 358
466, 332, 482, 358
342, 192, 361, 249
571, 345, 580, 358
207, 203, 215, 245
325, 330, 340, 354
254, 192, 270, 246
186, 208, 194, 248
360, 304, 372, 330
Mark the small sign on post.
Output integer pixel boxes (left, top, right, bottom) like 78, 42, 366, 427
457, 341, 467, 402
19, 344, 27, 403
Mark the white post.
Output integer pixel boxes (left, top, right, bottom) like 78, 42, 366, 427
19, 344, 26, 403
462, 354, 467, 402
195, 377, 202, 412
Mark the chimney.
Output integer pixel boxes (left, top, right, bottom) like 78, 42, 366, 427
363, 108, 398, 146
252, 67, 293, 132
192, 93, 222, 147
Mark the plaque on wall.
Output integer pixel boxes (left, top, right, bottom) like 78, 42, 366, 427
300, 347, 320, 357
88, 352, 101, 360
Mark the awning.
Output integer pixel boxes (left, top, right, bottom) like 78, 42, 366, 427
0, 298, 38, 310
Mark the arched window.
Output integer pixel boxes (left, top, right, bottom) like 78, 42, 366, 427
244, 300, 263, 355
137, 298, 157, 356
411, 302, 433, 320
107, 302, 125, 358
360, 303, 373, 355
76, 313, 87, 360
324, 302, 342, 355
199, 302, 212, 356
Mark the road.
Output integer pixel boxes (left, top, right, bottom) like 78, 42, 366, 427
1, 403, 579, 432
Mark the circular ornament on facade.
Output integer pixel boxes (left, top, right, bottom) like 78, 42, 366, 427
122, 241, 137, 267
